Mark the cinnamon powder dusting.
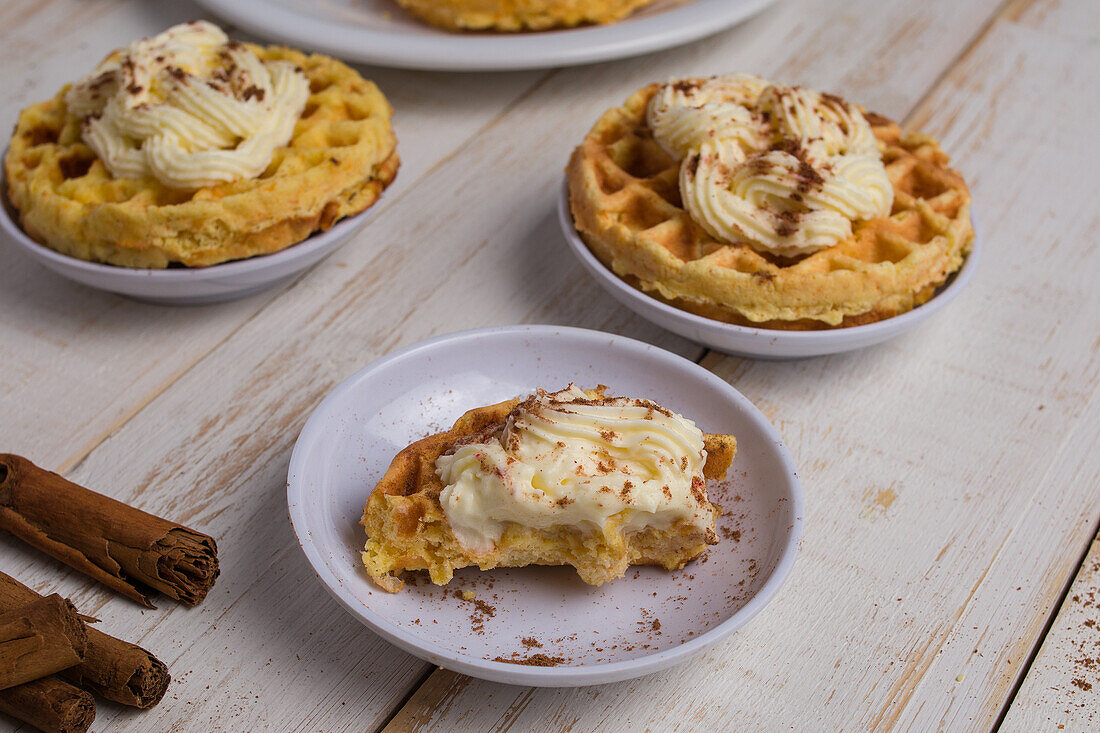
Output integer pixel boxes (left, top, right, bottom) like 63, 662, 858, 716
492, 653, 565, 667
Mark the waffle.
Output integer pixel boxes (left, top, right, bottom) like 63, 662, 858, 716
395, 0, 659, 31
567, 83, 974, 329
361, 389, 736, 592
4, 46, 398, 268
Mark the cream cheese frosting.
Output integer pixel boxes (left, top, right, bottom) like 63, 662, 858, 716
64, 21, 309, 189
436, 386, 714, 554
646, 74, 893, 257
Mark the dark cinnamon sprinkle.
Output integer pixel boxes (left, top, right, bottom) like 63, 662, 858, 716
775, 209, 801, 238
492, 653, 564, 667
670, 79, 700, 95
720, 527, 742, 542
796, 158, 825, 189
690, 476, 706, 504
864, 111, 893, 127
686, 152, 701, 177
453, 591, 497, 635
820, 91, 852, 114
87, 71, 114, 91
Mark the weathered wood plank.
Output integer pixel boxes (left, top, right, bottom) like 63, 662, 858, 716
0, 0, 546, 474
381, 0, 1100, 730
0, 0, 1046, 730
1004, 533, 1100, 731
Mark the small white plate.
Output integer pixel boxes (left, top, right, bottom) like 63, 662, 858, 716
195, 0, 776, 72
558, 183, 981, 359
288, 325, 802, 686
0, 186, 381, 305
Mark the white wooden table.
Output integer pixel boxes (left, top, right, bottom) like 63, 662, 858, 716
2, 0, 1098, 730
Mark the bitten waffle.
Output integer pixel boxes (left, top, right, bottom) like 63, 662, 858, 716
395, 0, 659, 31
5, 46, 398, 268
567, 82, 974, 329
361, 388, 737, 592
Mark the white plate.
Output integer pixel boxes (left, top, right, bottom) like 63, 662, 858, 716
287, 325, 802, 686
558, 182, 981, 359
0, 184, 381, 306
195, 0, 776, 72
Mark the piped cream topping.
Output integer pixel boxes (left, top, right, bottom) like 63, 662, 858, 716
64, 21, 309, 189
436, 386, 714, 554
646, 74, 893, 257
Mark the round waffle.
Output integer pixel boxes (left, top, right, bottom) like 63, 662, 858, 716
5, 46, 398, 268
567, 83, 974, 329
395, 0, 659, 31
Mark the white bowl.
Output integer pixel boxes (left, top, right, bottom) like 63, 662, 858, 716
0, 187, 381, 305
287, 325, 803, 687
195, 0, 776, 72
558, 183, 981, 359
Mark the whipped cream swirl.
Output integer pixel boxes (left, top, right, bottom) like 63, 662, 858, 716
647, 74, 770, 159
436, 386, 714, 554
647, 74, 893, 257
65, 21, 309, 189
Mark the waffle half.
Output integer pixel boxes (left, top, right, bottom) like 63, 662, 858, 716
395, 0, 659, 31
567, 84, 974, 329
361, 391, 736, 592
5, 46, 398, 268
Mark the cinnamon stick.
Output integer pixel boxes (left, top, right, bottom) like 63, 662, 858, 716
0, 676, 94, 733
0, 573, 169, 708
0, 454, 219, 607
0, 595, 86, 690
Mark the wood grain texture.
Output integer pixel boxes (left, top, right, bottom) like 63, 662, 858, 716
15, 0, 1004, 730
381, 0, 1100, 730
2, 0, 1095, 730
0, 0, 545, 475
1004, 534, 1100, 731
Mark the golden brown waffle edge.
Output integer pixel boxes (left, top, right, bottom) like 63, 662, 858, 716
395, 0, 660, 31
566, 83, 975, 330
4, 45, 399, 268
